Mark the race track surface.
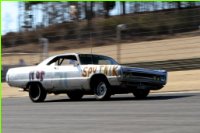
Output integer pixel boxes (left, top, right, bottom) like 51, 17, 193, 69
3, 92, 200, 133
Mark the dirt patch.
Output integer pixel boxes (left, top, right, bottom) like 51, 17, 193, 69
2, 83, 28, 98
153, 69, 200, 93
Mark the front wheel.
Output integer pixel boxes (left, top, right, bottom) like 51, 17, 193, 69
29, 83, 47, 102
133, 89, 150, 99
94, 80, 111, 100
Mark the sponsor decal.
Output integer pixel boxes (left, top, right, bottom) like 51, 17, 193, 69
82, 65, 118, 77
82, 67, 97, 77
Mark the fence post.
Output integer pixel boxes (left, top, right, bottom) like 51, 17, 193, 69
90, 32, 93, 54
116, 24, 127, 64
39, 38, 49, 61
11, 39, 16, 65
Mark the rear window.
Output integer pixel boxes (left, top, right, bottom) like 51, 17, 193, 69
79, 54, 118, 65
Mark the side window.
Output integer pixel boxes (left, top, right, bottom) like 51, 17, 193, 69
93, 55, 111, 65
98, 60, 110, 65
59, 58, 77, 66
47, 55, 78, 66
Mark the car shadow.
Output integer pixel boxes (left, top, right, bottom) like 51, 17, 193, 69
44, 94, 195, 103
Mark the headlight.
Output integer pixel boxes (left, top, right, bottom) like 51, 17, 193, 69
160, 76, 166, 82
123, 72, 132, 78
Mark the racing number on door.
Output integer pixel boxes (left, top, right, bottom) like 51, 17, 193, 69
29, 71, 45, 81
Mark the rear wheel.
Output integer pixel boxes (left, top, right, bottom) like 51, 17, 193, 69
67, 90, 83, 101
133, 89, 150, 99
94, 79, 111, 100
29, 83, 47, 102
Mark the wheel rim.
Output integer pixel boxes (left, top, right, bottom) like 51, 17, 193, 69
30, 84, 41, 101
96, 82, 107, 97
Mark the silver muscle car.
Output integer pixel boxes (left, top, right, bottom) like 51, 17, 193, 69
6, 53, 167, 102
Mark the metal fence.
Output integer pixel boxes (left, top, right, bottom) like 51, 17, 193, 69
2, 28, 200, 64
2, 26, 200, 82
2, 7, 200, 80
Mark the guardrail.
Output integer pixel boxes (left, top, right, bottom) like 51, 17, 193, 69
125, 58, 200, 71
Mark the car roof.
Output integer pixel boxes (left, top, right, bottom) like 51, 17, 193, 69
54, 53, 107, 57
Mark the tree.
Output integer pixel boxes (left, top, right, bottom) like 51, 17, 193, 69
176, 2, 182, 9
121, 2, 126, 15
187, 2, 196, 8
84, 2, 95, 26
133, 2, 141, 13
103, 2, 115, 18
69, 2, 79, 21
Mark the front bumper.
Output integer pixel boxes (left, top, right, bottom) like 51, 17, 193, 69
120, 71, 167, 90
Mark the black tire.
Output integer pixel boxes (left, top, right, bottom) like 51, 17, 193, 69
94, 79, 111, 100
133, 89, 150, 99
29, 83, 47, 102
67, 90, 83, 101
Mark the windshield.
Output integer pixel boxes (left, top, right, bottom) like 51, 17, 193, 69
38, 56, 56, 66
79, 54, 118, 65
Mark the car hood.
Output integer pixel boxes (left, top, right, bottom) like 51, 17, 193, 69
121, 66, 167, 76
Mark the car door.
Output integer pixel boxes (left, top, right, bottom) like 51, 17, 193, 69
50, 55, 82, 91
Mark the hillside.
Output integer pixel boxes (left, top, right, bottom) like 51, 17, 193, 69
3, 7, 200, 49
2, 34, 200, 65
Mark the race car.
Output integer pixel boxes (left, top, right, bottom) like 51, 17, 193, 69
6, 53, 167, 102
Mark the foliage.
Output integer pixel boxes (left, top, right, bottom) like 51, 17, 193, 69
2, 6, 200, 48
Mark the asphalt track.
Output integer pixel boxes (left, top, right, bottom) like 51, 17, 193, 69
3, 92, 200, 133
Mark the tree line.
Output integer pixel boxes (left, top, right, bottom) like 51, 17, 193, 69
22, 2, 199, 29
